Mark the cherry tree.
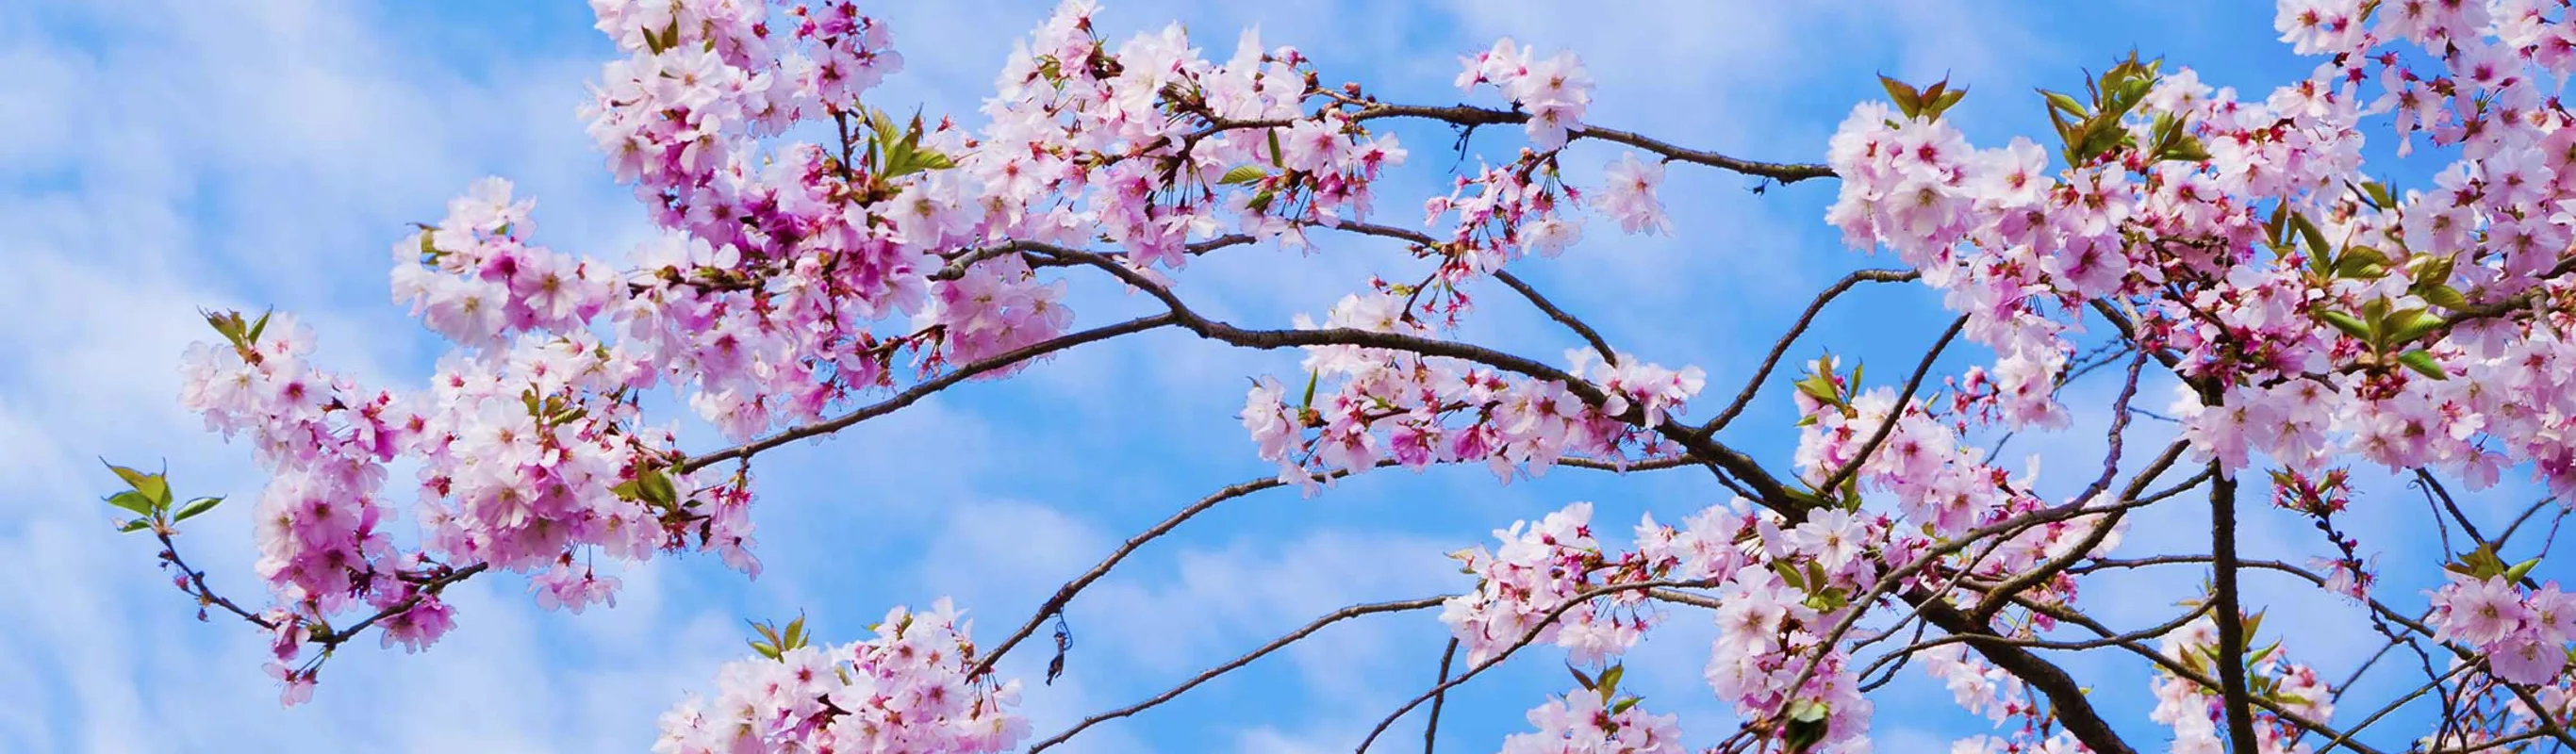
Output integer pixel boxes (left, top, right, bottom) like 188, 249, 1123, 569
99, 0, 2576, 752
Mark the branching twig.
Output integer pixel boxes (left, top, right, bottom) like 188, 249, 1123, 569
1697, 269, 1921, 437
1026, 596, 1450, 752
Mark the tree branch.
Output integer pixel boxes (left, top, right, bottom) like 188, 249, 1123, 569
1696, 269, 1921, 437
1491, 269, 1618, 365
2209, 464, 2260, 754
1026, 596, 1450, 753
680, 314, 1181, 473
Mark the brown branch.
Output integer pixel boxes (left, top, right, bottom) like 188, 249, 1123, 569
153, 526, 275, 631
1209, 103, 1837, 184
1423, 638, 1459, 754
1352, 578, 1718, 753
310, 563, 488, 649
967, 468, 1373, 681
1492, 269, 1618, 366
1907, 593, 2142, 754
1858, 601, 2212, 682
1697, 269, 1921, 437
2087, 629, 2388, 754
1018, 243, 1805, 513
1025, 596, 1450, 753
1811, 314, 1970, 497
2209, 464, 2260, 754
679, 314, 1181, 472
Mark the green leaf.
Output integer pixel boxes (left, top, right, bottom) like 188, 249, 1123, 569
1793, 373, 1841, 405
1568, 664, 1596, 691
2409, 254, 2455, 288
2503, 556, 2541, 583
637, 468, 679, 507
2289, 213, 2330, 264
2316, 310, 2372, 342
1783, 698, 1832, 753
1925, 88, 1968, 120
1267, 129, 1286, 169
1610, 697, 1642, 714
172, 496, 223, 522
2337, 246, 2392, 278
1880, 74, 1924, 119
2039, 90, 2089, 118
107, 490, 157, 517
1219, 165, 1271, 186
649, 22, 680, 55
2420, 285, 2470, 312
246, 309, 273, 347
2456, 546, 2509, 580
2393, 350, 2444, 381
1772, 561, 1808, 590
1597, 664, 1625, 698
118, 518, 152, 533
2385, 308, 2442, 346
1804, 586, 1851, 612
104, 462, 170, 508
2363, 181, 2395, 211
2161, 135, 2209, 162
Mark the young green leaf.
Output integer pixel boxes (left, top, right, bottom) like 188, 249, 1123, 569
2289, 213, 2329, 263
2336, 245, 2391, 278
107, 490, 157, 517
637, 468, 679, 507
1218, 165, 1271, 186
104, 462, 171, 507
2419, 284, 2470, 312
173, 496, 225, 522
246, 309, 274, 347
2162, 134, 2210, 162
2503, 556, 2541, 583
2384, 308, 2443, 346
2363, 181, 2395, 210
2039, 89, 2089, 118
1879, 74, 1924, 119
2316, 310, 2372, 342
1783, 698, 1833, 753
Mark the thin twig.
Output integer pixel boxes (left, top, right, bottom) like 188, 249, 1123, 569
1026, 596, 1451, 753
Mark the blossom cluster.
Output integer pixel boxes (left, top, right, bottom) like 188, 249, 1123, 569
652, 600, 1026, 753
1456, 39, 1595, 150
1496, 684, 1685, 754
2148, 615, 2336, 754
2429, 574, 2575, 685
1241, 296, 1708, 492
1445, 498, 1908, 753
1827, 0, 2576, 503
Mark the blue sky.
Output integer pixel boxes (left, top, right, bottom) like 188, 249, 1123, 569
1, 1, 2563, 752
